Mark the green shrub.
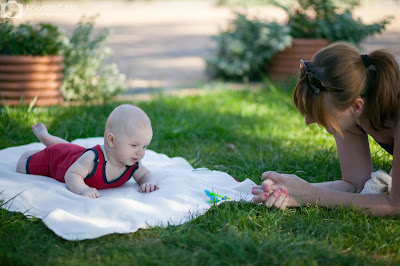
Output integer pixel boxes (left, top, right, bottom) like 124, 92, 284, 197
276, 0, 393, 45
206, 13, 292, 81
61, 17, 126, 102
0, 19, 67, 56
0, 18, 126, 102
206, 0, 392, 81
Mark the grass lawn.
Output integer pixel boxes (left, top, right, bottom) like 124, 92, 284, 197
0, 83, 398, 265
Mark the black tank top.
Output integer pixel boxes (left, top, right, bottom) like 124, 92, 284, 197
357, 125, 393, 155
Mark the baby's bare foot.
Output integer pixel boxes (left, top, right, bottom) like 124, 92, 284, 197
32, 123, 52, 145
32, 123, 69, 146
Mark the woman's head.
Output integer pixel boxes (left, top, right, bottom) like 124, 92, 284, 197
293, 42, 400, 134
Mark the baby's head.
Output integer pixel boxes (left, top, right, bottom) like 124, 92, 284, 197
104, 104, 152, 165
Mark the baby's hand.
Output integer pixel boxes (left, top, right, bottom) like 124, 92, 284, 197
139, 183, 159, 193
80, 187, 100, 198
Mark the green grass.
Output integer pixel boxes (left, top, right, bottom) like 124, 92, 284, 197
0, 83, 398, 265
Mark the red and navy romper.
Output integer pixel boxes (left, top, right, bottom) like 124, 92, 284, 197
26, 143, 139, 189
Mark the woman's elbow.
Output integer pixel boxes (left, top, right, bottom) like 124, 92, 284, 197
343, 175, 370, 192
387, 194, 400, 216
367, 195, 400, 217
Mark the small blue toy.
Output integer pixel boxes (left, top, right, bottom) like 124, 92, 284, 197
204, 190, 231, 204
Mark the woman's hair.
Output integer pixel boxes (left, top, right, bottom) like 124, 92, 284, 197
293, 42, 400, 134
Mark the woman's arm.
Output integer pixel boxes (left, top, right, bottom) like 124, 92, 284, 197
254, 127, 384, 213
307, 130, 372, 193
305, 181, 397, 216
334, 127, 373, 190
310, 126, 397, 212
386, 114, 400, 214
311, 180, 357, 192
259, 171, 400, 216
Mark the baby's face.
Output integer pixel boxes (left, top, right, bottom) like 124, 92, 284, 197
113, 125, 153, 166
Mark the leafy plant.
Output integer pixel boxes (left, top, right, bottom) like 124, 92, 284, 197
275, 0, 393, 45
0, 19, 68, 55
61, 16, 126, 102
206, 12, 292, 81
206, 0, 393, 81
0, 18, 126, 102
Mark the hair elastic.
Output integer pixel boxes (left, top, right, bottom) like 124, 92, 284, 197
361, 54, 370, 68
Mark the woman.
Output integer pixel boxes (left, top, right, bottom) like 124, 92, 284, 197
252, 42, 400, 216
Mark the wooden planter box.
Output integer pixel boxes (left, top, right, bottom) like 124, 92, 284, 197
0, 55, 64, 106
267, 38, 330, 80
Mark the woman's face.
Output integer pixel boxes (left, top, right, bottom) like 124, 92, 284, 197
305, 106, 357, 135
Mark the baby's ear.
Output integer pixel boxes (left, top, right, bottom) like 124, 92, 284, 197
106, 132, 116, 147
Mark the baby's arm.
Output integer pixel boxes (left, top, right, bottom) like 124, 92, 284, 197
133, 161, 159, 193
64, 151, 100, 198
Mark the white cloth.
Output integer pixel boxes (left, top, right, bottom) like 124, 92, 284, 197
0, 137, 255, 241
360, 170, 392, 194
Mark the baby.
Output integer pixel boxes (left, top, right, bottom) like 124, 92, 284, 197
16, 104, 159, 198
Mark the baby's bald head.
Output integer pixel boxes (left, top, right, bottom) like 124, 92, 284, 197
104, 104, 152, 141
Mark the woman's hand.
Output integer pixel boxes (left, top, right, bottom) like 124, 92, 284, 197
252, 185, 290, 210
253, 171, 312, 209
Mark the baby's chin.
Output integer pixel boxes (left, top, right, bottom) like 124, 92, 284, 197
126, 159, 139, 167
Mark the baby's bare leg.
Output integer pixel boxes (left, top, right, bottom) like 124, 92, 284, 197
32, 123, 68, 146
16, 150, 40, 174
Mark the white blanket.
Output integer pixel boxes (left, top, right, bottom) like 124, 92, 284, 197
0, 137, 255, 241
360, 170, 392, 194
